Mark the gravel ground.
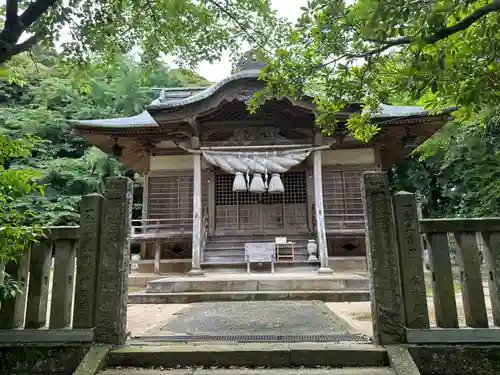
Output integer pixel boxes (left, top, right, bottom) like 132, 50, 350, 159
156, 301, 350, 336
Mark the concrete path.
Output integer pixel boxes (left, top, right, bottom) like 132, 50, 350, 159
138, 301, 353, 336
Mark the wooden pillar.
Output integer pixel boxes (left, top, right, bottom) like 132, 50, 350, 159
153, 239, 161, 274
141, 172, 149, 261
189, 135, 204, 276
306, 168, 314, 232
313, 130, 333, 273
208, 169, 215, 236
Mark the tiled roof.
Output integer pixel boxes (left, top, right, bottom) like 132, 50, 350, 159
70, 69, 456, 129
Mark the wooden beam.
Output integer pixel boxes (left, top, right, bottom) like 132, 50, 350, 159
406, 328, 500, 344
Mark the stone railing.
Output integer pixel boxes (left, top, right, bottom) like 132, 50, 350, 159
0, 226, 94, 341
0, 178, 133, 347
362, 170, 500, 346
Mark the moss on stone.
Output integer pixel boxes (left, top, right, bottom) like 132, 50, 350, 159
409, 345, 500, 375
0, 344, 91, 374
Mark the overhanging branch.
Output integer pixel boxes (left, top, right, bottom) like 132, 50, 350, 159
359, 1, 500, 57
12, 30, 46, 55
5, 0, 20, 31
205, 0, 273, 54
19, 0, 58, 31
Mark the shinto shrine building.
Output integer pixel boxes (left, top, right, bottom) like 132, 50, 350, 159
71, 56, 454, 276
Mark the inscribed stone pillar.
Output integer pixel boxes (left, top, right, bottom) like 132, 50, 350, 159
392, 191, 430, 329
73, 193, 103, 329
313, 130, 332, 274
95, 177, 133, 345
361, 171, 405, 344
189, 136, 204, 276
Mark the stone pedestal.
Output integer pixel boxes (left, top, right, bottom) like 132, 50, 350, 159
95, 177, 133, 345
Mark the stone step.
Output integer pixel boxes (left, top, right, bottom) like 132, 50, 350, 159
207, 235, 312, 241
128, 290, 370, 304
200, 263, 320, 273
202, 255, 311, 263
100, 367, 395, 375
146, 276, 369, 293
205, 247, 308, 254
104, 343, 388, 369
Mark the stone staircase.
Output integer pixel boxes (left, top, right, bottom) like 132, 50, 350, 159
128, 272, 370, 303
97, 342, 402, 375
202, 234, 318, 270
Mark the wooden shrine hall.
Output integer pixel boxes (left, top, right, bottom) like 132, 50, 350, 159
71, 55, 454, 275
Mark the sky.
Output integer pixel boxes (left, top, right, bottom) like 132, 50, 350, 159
194, 0, 307, 82
4, 0, 307, 81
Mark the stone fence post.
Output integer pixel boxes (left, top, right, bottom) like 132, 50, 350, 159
361, 171, 405, 344
392, 191, 430, 329
73, 193, 104, 329
95, 177, 133, 345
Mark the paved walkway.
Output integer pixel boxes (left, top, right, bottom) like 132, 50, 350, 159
130, 301, 354, 337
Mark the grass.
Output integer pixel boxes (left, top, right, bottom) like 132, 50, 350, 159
424, 272, 462, 297
128, 286, 144, 293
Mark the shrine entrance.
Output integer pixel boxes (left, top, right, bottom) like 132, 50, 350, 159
214, 170, 309, 235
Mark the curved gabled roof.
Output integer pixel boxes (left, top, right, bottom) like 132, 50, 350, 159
70, 63, 457, 130
147, 68, 264, 111
367, 103, 457, 119
68, 110, 158, 129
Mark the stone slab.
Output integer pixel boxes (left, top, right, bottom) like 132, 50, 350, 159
386, 345, 420, 375
106, 342, 389, 369
146, 276, 369, 293
74, 343, 112, 375
157, 301, 350, 336
128, 290, 371, 304
289, 343, 388, 367
106, 343, 290, 368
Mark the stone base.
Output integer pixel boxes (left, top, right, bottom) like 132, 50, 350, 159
0, 344, 91, 374
317, 267, 334, 274
187, 268, 204, 276
146, 272, 368, 294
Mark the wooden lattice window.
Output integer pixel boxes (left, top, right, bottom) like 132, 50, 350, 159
322, 166, 372, 231
215, 171, 306, 205
147, 174, 193, 220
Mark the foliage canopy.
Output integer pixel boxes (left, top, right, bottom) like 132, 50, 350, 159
253, 0, 500, 139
